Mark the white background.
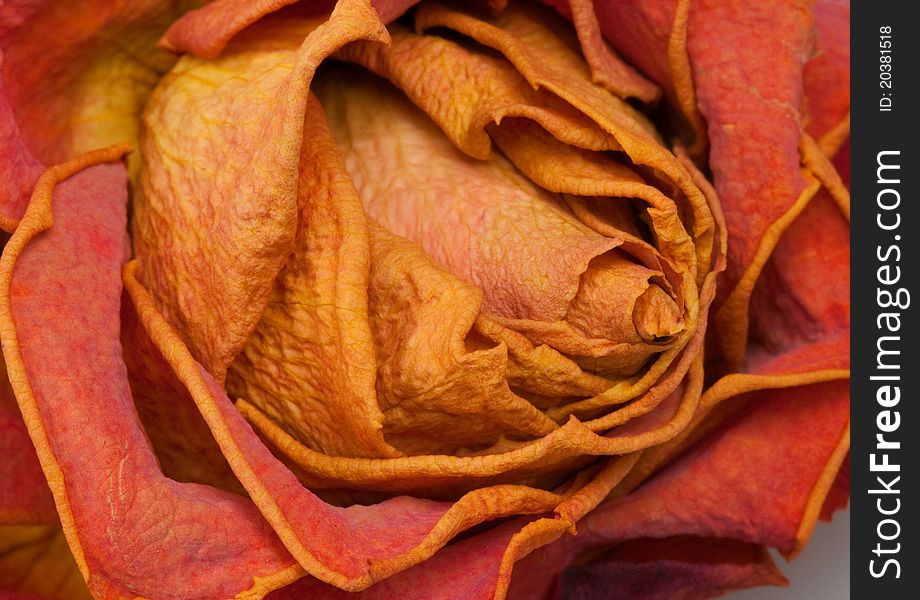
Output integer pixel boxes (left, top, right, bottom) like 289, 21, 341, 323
729, 507, 850, 599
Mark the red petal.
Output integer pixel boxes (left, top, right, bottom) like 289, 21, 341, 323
504, 379, 847, 596
0, 61, 41, 231
0, 147, 300, 597
555, 538, 786, 600
0, 364, 55, 525
268, 520, 529, 599
804, 0, 850, 147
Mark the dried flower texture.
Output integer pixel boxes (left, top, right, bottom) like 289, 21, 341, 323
0, 0, 848, 598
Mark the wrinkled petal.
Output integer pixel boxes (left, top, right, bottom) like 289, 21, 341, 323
323, 3, 726, 445
564, 0, 660, 102
556, 0, 843, 368
136, 0, 725, 502
133, 0, 389, 380
0, 1, 850, 598
0, 360, 55, 525
161, 0, 419, 58
317, 69, 683, 378
748, 193, 849, 356
266, 452, 643, 599
618, 381, 849, 556
266, 519, 530, 600
128, 262, 602, 591
504, 379, 848, 597
0, 0, 210, 227
225, 97, 400, 459
365, 223, 559, 454
543, 0, 706, 153
0, 147, 301, 597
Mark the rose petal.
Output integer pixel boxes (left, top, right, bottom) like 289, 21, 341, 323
126, 266, 589, 590
423, 2, 654, 134
0, 64, 41, 231
266, 519, 530, 600
555, 538, 786, 600
612, 382, 849, 555
121, 296, 247, 491
161, 0, 418, 58
1, 0, 195, 230
0, 147, 301, 597
342, 0, 713, 283
317, 70, 657, 341
0, 360, 55, 525
329, 16, 713, 384
0, 0, 197, 167
804, 0, 850, 152
279, 364, 841, 600
133, 0, 389, 380
505, 379, 848, 596
219, 126, 721, 495
365, 222, 559, 454
560, 0, 828, 368
820, 451, 850, 521
564, 0, 660, 102
542, 0, 706, 153
225, 96, 400, 459
266, 453, 642, 599
748, 192, 849, 355
683, 0, 818, 365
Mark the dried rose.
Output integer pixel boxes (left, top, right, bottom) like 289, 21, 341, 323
0, 0, 848, 598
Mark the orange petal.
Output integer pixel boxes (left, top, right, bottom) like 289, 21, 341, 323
265, 519, 531, 599
160, 0, 318, 58
684, 0, 818, 365
820, 451, 849, 521
586, 381, 849, 556
748, 191, 849, 354
161, 0, 418, 58
0, 147, 301, 597
565, 0, 660, 102
126, 264, 585, 591
265, 454, 642, 599
367, 223, 558, 454
316, 60, 693, 377
232, 355, 704, 501
317, 71, 618, 327
132, 0, 389, 379
225, 96, 399, 459
575, 0, 830, 368
544, 0, 706, 152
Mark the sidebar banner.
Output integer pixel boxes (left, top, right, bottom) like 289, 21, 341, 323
852, 1, 918, 597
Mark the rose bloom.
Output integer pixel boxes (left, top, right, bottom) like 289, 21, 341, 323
0, 0, 849, 598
